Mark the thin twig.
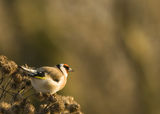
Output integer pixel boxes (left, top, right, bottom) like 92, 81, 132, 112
44, 101, 57, 111
0, 77, 13, 101
0, 77, 4, 85
24, 93, 36, 99
22, 87, 33, 96
0, 87, 14, 96
44, 102, 52, 111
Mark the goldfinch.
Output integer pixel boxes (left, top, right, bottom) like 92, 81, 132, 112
20, 64, 73, 94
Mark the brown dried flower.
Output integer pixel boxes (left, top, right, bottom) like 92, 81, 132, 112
0, 102, 11, 113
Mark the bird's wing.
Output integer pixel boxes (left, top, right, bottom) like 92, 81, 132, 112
39, 67, 64, 82
19, 66, 46, 79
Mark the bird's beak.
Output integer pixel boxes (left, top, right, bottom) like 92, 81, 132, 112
68, 68, 74, 72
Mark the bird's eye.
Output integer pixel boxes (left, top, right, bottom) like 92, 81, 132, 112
63, 65, 69, 70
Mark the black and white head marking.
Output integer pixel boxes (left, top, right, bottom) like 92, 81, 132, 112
56, 64, 68, 77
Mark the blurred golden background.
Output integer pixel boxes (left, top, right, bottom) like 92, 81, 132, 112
0, 0, 160, 114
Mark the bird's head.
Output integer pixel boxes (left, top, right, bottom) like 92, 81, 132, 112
56, 64, 73, 77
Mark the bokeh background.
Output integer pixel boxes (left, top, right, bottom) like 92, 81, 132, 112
0, 0, 160, 114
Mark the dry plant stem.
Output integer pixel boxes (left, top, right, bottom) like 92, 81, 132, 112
45, 101, 57, 111
2, 79, 13, 99
0, 78, 12, 101
0, 87, 14, 96
0, 77, 4, 85
24, 93, 36, 99
17, 86, 26, 94
44, 100, 56, 111
10, 86, 26, 103
22, 87, 33, 96
43, 102, 51, 111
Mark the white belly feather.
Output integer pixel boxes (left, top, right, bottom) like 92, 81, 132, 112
31, 76, 65, 94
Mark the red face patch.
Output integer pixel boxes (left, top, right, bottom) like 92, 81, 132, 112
64, 64, 69, 67
63, 64, 70, 73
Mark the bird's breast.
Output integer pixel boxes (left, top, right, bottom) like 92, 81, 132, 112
58, 75, 67, 90
31, 78, 59, 94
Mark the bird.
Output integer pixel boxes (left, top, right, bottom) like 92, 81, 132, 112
19, 64, 73, 94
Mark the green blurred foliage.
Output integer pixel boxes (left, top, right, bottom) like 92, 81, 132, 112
0, 0, 160, 114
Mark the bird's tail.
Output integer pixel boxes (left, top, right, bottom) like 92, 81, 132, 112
18, 65, 37, 77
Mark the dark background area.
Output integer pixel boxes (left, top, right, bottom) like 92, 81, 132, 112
0, 0, 160, 114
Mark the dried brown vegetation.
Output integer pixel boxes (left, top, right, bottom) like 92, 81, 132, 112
0, 55, 82, 114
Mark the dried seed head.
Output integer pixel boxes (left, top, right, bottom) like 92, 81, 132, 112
62, 96, 74, 105
0, 56, 18, 75
43, 93, 51, 98
13, 93, 23, 102
20, 98, 30, 107
0, 102, 11, 113
10, 83, 18, 89
13, 74, 22, 83
50, 102, 65, 113
36, 92, 45, 101
38, 104, 50, 114
61, 96, 81, 113
68, 104, 79, 113
10, 102, 21, 114
24, 103, 35, 114
40, 104, 47, 109
48, 95, 57, 103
